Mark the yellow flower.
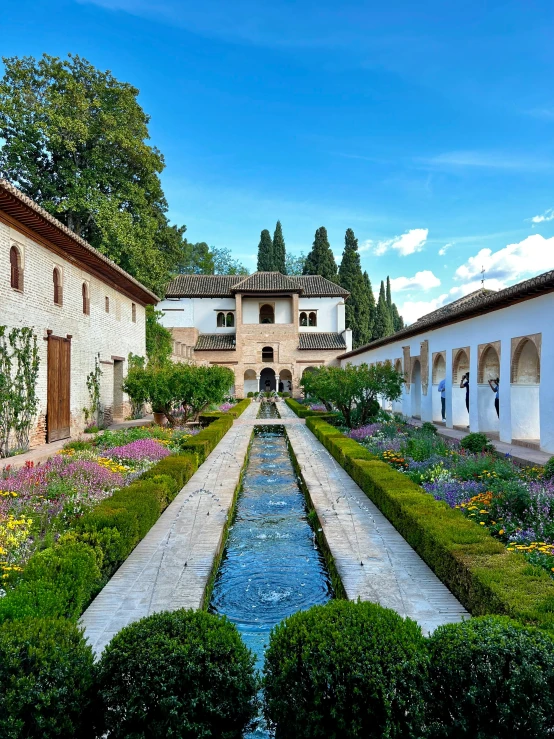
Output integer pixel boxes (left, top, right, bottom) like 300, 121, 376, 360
499, 529, 504, 535
479, 522, 485, 525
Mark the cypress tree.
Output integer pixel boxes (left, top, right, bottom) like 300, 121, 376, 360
374, 280, 394, 339
303, 226, 338, 281
338, 228, 370, 347
257, 229, 274, 271
391, 303, 405, 331
363, 271, 376, 342
272, 220, 286, 273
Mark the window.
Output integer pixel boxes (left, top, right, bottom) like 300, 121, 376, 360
82, 282, 90, 315
53, 268, 62, 306
132, 303, 136, 323
299, 311, 307, 326
10, 246, 23, 291
226, 312, 234, 327
259, 304, 274, 324
262, 346, 274, 362
308, 311, 317, 327
105, 296, 110, 313
217, 311, 225, 327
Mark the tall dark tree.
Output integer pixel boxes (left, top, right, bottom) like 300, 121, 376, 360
391, 303, 405, 332
338, 228, 370, 347
373, 280, 394, 339
303, 226, 338, 281
257, 229, 274, 271
363, 271, 376, 343
386, 276, 393, 312
272, 220, 286, 273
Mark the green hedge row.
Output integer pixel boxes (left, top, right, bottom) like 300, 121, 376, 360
199, 398, 251, 425
306, 416, 554, 631
284, 397, 336, 420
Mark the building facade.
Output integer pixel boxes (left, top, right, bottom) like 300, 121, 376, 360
159, 271, 351, 396
338, 270, 554, 454
0, 179, 158, 447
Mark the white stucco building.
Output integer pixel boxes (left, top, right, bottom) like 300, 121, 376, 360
0, 179, 158, 448
159, 272, 352, 396
339, 271, 554, 454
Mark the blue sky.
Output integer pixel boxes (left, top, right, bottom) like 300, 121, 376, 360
2, 0, 554, 322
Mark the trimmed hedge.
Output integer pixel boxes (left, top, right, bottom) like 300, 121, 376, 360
306, 416, 554, 631
284, 397, 328, 419
180, 414, 234, 462
199, 398, 251, 425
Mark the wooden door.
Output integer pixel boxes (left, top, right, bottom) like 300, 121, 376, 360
47, 335, 71, 442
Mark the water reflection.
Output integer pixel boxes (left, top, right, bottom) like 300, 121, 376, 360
209, 420, 332, 737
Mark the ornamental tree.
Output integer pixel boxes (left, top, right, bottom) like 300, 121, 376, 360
272, 220, 286, 273
257, 229, 274, 271
300, 363, 404, 428
303, 226, 337, 281
338, 228, 371, 347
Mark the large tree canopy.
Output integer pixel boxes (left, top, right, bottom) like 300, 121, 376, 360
303, 226, 337, 281
338, 228, 371, 348
257, 229, 274, 271
0, 53, 187, 296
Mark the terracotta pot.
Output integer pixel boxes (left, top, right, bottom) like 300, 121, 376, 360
153, 412, 167, 426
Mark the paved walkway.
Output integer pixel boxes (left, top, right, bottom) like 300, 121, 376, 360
278, 402, 468, 634
80, 402, 258, 655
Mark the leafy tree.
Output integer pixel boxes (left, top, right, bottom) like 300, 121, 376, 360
211, 246, 249, 275
272, 220, 286, 273
303, 226, 337, 281
145, 306, 173, 365
300, 363, 404, 428
338, 228, 371, 347
363, 271, 376, 343
257, 229, 274, 271
373, 281, 394, 339
175, 240, 214, 275
0, 53, 186, 296
285, 252, 306, 275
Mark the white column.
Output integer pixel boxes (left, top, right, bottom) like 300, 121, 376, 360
499, 343, 512, 444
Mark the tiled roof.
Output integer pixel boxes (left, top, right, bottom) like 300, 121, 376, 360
165, 272, 349, 298
194, 334, 237, 351
298, 332, 346, 350
339, 269, 554, 360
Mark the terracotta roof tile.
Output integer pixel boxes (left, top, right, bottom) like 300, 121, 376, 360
231, 272, 301, 292
298, 332, 346, 350
294, 275, 349, 297
194, 334, 237, 351
165, 272, 349, 298
166, 275, 242, 297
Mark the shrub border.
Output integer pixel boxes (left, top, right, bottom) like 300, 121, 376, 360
305, 415, 554, 631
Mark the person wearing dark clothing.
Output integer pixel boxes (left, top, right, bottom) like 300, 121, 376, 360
488, 377, 500, 417
278, 381, 284, 392
460, 372, 470, 413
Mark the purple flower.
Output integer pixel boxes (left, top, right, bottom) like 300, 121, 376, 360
104, 438, 171, 462
348, 424, 382, 441
219, 403, 234, 412
423, 479, 487, 508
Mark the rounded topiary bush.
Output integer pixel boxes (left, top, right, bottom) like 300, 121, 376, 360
544, 455, 554, 479
263, 600, 428, 739
425, 616, 554, 738
460, 432, 495, 454
96, 608, 258, 739
0, 617, 96, 739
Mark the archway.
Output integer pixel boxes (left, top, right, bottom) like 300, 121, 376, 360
259, 304, 274, 324
432, 353, 446, 422
411, 359, 422, 419
452, 348, 470, 428
244, 369, 257, 396
260, 367, 276, 392
279, 369, 292, 394
392, 359, 403, 414
511, 338, 540, 442
478, 345, 500, 434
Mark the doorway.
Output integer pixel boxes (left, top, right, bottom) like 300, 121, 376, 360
47, 335, 71, 442
259, 367, 276, 392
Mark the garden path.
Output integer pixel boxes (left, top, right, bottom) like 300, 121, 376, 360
80, 402, 258, 656
278, 402, 469, 634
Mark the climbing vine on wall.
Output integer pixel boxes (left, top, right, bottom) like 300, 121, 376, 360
84, 355, 102, 427
0, 326, 40, 457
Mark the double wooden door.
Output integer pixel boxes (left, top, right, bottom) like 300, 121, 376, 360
47, 335, 71, 442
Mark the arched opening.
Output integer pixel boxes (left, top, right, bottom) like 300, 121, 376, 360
411, 359, 422, 419
392, 359, 403, 413
82, 283, 90, 315
432, 353, 446, 422
217, 312, 226, 327
299, 311, 308, 326
10, 246, 23, 291
308, 311, 317, 327
226, 312, 234, 327
452, 349, 470, 428
131, 302, 136, 323
244, 369, 258, 396
279, 369, 292, 394
511, 338, 541, 443
53, 268, 62, 306
260, 367, 276, 392
477, 345, 501, 434
105, 296, 110, 313
259, 304, 274, 324
432, 354, 446, 385
262, 346, 274, 362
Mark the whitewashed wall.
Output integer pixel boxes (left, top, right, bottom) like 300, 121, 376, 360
242, 297, 293, 324
298, 297, 344, 332
159, 297, 236, 333
340, 293, 554, 454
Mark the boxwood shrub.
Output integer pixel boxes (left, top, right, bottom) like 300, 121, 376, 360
95, 609, 258, 739
0, 617, 96, 739
180, 415, 234, 462
306, 416, 554, 630
425, 616, 554, 738
263, 600, 428, 739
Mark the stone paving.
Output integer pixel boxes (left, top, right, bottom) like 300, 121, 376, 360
278, 402, 468, 633
80, 401, 258, 655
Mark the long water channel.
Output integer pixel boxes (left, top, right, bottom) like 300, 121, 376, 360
209, 401, 333, 737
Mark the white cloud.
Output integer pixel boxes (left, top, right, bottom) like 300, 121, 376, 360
363, 227, 428, 257
455, 234, 554, 284
399, 295, 448, 325
422, 151, 552, 172
438, 242, 453, 256
530, 208, 554, 224
448, 278, 506, 298
390, 270, 441, 292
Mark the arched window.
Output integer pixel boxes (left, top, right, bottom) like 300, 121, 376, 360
512, 339, 540, 384
308, 311, 317, 327
259, 304, 274, 324
226, 312, 234, 327
105, 296, 110, 313
299, 311, 308, 326
10, 246, 23, 291
82, 283, 90, 315
217, 312, 226, 327
262, 346, 274, 362
131, 303, 136, 323
53, 268, 62, 306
